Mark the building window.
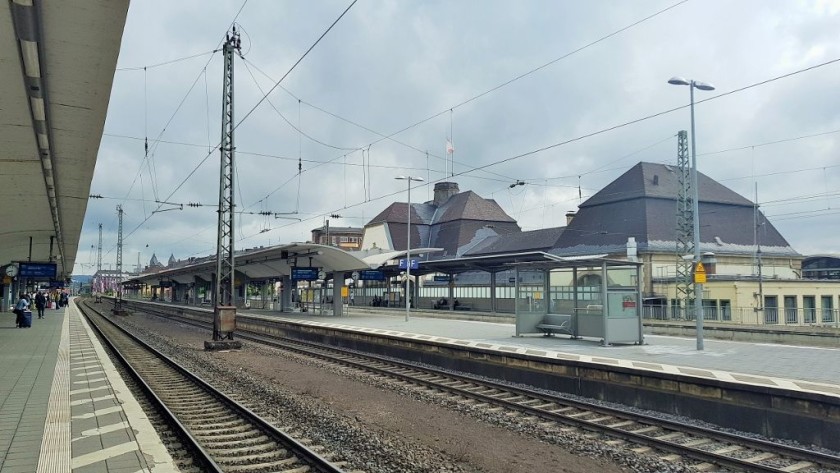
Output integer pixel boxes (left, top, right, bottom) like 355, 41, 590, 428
822, 296, 835, 323
702, 299, 717, 320
670, 298, 684, 319
784, 295, 798, 324
803, 296, 816, 324
764, 296, 778, 324
720, 299, 731, 321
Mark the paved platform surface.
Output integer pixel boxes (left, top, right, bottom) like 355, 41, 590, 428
0, 301, 177, 472
252, 308, 840, 399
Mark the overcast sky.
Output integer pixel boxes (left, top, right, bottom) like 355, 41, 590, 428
74, 0, 840, 274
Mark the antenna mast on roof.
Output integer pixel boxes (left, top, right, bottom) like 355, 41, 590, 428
675, 130, 694, 319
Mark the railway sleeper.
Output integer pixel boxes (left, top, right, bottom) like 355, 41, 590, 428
212, 444, 292, 457
203, 434, 272, 447
221, 457, 302, 473
191, 423, 254, 436
176, 404, 230, 414
780, 461, 815, 472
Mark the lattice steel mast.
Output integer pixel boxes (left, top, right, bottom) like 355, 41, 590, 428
96, 223, 103, 274
675, 130, 694, 319
115, 205, 124, 311
211, 28, 241, 342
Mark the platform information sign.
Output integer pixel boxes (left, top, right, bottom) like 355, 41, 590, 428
398, 258, 419, 270
19, 262, 57, 278
291, 267, 319, 281
358, 270, 385, 281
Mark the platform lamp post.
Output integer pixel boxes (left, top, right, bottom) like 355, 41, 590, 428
668, 76, 715, 351
395, 175, 424, 322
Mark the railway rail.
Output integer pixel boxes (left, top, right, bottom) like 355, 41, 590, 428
79, 301, 351, 473
120, 300, 840, 473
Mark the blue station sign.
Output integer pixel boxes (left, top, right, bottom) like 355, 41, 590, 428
291, 267, 319, 281
398, 259, 419, 270
358, 270, 385, 281
19, 262, 57, 278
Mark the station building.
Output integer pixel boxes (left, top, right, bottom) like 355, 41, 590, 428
358, 161, 840, 326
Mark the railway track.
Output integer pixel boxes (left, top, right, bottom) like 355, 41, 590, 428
125, 302, 840, 473
79, 302, 352, 473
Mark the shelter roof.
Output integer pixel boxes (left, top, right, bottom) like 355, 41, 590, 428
124, 243, 370, 286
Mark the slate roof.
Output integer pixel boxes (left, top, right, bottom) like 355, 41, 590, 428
552, 162, 797, 257
431, 191, 516, 224
465, 227, 565, 256
365, 184, 521, 257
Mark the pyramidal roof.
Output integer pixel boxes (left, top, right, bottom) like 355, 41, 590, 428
552, 161, 797, 257
582, 162, 752, 208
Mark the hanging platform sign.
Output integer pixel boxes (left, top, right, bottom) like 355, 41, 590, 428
291, 267, 319, 281
398, 258, 419, 270
19, 262, 57, 278
358, 270, 385, 281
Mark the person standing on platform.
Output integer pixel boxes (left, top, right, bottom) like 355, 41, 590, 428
35, 291, 46, 319
14, 293, 30, 328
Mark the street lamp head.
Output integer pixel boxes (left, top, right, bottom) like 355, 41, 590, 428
669, 76, 715, 91
395, 175, 424, 182
693, 80, 715, 91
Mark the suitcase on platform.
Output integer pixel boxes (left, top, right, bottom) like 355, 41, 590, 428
20, 310, 32, 328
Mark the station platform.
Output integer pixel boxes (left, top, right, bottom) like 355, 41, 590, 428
250, 308, 840, 399
0, 301, 177, 472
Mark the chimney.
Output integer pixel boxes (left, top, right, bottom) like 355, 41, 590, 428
433, 182, 459, 206
702, 252, 717, 275
565, 211, 576, 225
626, 237, 638, 262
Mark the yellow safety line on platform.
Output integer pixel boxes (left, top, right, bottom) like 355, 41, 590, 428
37, 309, 70, 473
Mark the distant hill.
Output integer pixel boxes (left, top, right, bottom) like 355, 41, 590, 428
72, 275, 93, 284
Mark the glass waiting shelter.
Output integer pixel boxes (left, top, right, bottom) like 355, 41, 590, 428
513, 255, 644, 345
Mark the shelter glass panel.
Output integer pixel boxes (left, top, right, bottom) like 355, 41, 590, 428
574, 266, 603, 317
517, 270, 545, 314
548, 268, 574, 314
605, 266, 637, 318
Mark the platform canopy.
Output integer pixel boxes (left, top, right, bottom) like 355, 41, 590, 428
0, 1, 129, 279
125, 243, 372, 286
